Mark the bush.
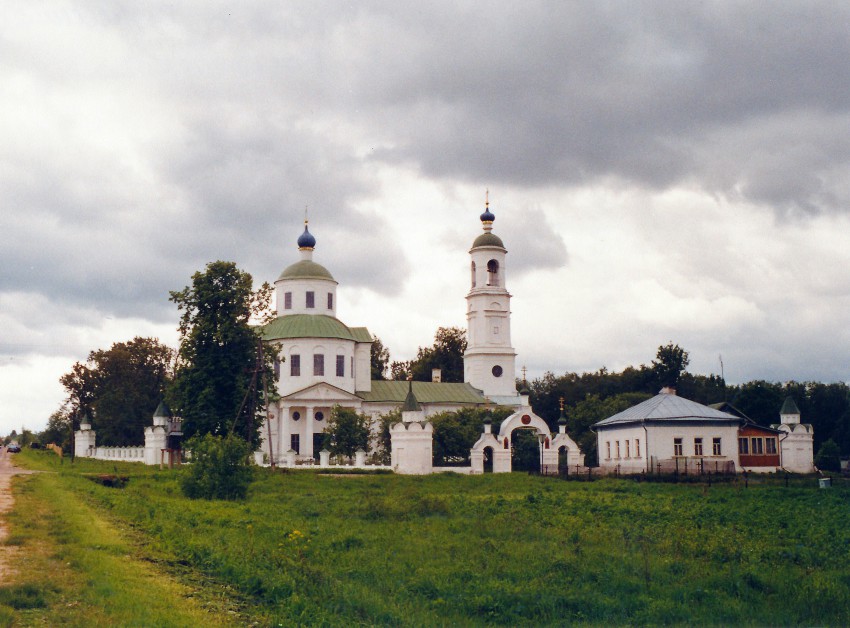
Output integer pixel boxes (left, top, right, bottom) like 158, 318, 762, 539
815, 438, 841, 472
180, 434, 253, 500
324, 405, 371, 459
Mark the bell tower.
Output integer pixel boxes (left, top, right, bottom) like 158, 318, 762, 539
463, 195, 518, 399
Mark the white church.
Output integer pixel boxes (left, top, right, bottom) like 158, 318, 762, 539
258, 201, 585, 473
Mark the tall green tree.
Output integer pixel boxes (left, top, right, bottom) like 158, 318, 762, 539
40, 405, 73, 450
399, 326, 468, 382
652, 342, 690, 389
370, 335, 391, 380
59, 360, 98, 424
169, 261, 275, 446
58, 337, 174, 446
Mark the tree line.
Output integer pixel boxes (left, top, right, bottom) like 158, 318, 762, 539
34, 259, 850, 474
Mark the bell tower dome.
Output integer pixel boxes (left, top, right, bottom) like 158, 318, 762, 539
463, 194, 518, 400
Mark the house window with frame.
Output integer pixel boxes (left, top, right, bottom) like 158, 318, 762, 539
738, 437, 749, 454
327, 293, 333, 310
290, 354, 300, 376
606, 441, 611, 460
273, 357, 280, 380
635, 439, 641, 458
350, 356, 354, 378
751, 437, 763, 455
313, 354, 324, 376
336, 354, 344, 377
694, 437, 703, 456
306, 291, 315, 308
291, 434, 300, 454
673, 437, 683, 456
625, 440, 630, 458
284, 292, 292, 310
713, 437, 722, 456
766, 437, 777, 455
615, 441, 620, 459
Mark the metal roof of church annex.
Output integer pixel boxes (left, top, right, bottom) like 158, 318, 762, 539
594, 392, 742, 428
359, 381, 488, 405
262, 314, 371, 343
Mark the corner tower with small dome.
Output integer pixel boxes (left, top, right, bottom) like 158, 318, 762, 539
463, 197, 518, 400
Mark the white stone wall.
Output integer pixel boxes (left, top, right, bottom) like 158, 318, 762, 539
89, 446, 146, 462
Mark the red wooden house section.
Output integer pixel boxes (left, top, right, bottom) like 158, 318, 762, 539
738, 424, 781, 469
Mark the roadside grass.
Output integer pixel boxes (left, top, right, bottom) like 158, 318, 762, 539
0, 462, 240, 626
10, 450, 850, 625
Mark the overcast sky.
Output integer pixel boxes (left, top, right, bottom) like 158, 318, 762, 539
2, 1, 850, 435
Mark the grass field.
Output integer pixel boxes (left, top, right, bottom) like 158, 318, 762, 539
3, 451, 850, 626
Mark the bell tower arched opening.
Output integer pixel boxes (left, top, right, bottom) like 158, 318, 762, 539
486, 259, 500, 286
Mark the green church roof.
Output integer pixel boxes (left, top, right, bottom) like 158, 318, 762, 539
277, 260, 336, 282
349, 327, 373, 343
263, 314, 371, 343
472, 232, 505, 249
780, 396, 801, 415
359, 381, 488, 404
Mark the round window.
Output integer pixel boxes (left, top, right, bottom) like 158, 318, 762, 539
292, 411, 301, 421
315, 411, 324, 421
492, 365, 503, 377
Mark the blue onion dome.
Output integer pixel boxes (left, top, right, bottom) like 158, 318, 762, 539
472, 193, 505, 248
297, 222, 316, 249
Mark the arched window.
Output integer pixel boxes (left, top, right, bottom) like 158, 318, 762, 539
487, 259, 499, 286
471, 261, 476, 288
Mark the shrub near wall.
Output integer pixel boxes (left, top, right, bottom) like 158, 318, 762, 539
180, 434, 253, 500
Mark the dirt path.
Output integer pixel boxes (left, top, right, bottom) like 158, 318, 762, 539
0, 447, 38, 582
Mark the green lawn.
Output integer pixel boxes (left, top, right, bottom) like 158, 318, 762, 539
5, 451, 850, 625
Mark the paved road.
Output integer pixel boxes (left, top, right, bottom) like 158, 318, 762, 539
0, 447, 38, 581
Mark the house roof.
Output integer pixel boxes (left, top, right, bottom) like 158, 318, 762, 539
358, 380, 488, 404
262, 314, 371, 343
595, 393, 742, 428
707, 401, 752, 421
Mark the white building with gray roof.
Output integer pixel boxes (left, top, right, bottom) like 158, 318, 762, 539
593, 388, 743, 474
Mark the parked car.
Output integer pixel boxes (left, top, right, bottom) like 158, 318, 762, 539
6, 443, 21, 453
